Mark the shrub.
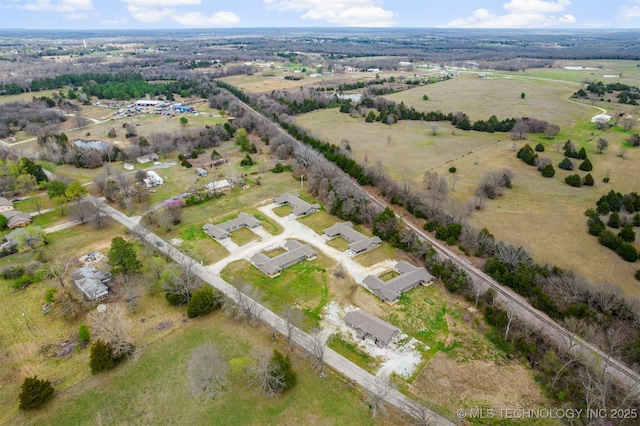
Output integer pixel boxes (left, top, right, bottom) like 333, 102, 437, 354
608, 211, 621, 229
270, 349, 297, 393
240, 154, 254, 166
435, 223, 462, 242
598, 229, 621, 250
534, 143, 545, 152
18, 376, 54, 410
271, 163, 290, 173
636, 270, 640, 281
78, 325, 91, 342
187, 286, 223, 318
583, 173, 594, 186
618, 226, 636, 243
616, 243, 638, 262
558, 157, 574, 170
90, 340, 117, 374
448, 166, 457, 173
579, 158, 593, 171
541, 164, 555, 178
588, 216, 606, 236
564, 174, 581, 187
516, 144, 536, 165
577, 147, 587, 159
166, 291, 190, 306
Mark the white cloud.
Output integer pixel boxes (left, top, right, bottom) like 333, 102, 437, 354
121, 0, 239, 27
441, 0, 576, 28
621, 0, 640, 19
264, 0, 397, 27
20, 0, 93, 13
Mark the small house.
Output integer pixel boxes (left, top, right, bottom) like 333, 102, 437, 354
137, 153, 160, 164
344, 309, 400, 347
203, 212, 262, 240
196, 168, 208, 177
0, 197, 14, 212
363, 261, 434, 304
206, 179, 232, 193
71, 265, 111, 300
274, 193, 320, 217
143, 170, 164, 188
250, 240, 316, 276
2, 211, 33, 229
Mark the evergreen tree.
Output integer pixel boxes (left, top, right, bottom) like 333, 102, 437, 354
608, 211, 621, 229
534, 143, 545, 152
90, 340, 117, 374
583, 173, 594, 186
269, 349, 297, 392
598, 229, 622, 250
617, 243, 638, 262
541, 164, 555, 177
107, 237, 141, 275
558, 157, 574, 170
564, 174, 581, 187
187, 286, 223, 318
18, 376, 54, 410
579, 158, 593, 171
577, 147, 587, 159
618, 226, 636, 243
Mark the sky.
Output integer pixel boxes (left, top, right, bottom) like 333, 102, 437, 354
0, 0, 638, 30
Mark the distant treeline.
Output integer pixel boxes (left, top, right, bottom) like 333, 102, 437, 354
573, 81, 640, 105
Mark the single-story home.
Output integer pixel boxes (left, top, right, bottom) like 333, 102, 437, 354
137, 153, 160, 164
274, 193, 320, 217
250, 240, 316, 276
344, 309, 401, 348
322, 221, 381, 255
205, 179, 232, 193
70, 264, 111, 300
203, 212, 262, 240
0, 197, 14, 212
143, 170, 164, 188
2, 210, 33, 228
363, 261, 435, 304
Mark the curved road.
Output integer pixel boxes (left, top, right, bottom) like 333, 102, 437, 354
232, 96, 640, 397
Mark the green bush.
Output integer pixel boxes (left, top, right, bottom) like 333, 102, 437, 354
448, 166, 457, 173
564, 174, 581, 187
541, 164, 555, 178
269, 349, 297, 393
619, 226, 636, 243
78, 325, 91, 342
534, 143, 545, 152
598, 230, 621, 250
608, 211, 621, 229
579, 158, 593, 171
587, 216, 605, 236
583, 173, 594, 186
435, 223, 462, 242
558, 157, 574, 171
187, 286, 223, 318
617, 243, 638, 262
18, 376, 54, 410
90, 340, 117, 374
240, 154, 254, 166
166, 291, 190, 306
635, 270, 640, 281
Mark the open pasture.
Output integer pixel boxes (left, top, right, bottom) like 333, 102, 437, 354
385, 74, 593, 128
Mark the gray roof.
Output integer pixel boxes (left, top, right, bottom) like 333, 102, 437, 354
2, 210, 32, 228
203, 212, 262, 240
71, 265, 110, 300
363, 262, 434, 303
0, 197, 13, 208
344, 309, 400, 347
251, 240, 316, 275
323, 221, 381, 254
274, 193, 320, 216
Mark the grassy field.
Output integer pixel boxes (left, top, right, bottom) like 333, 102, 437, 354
7, 311, 400, 425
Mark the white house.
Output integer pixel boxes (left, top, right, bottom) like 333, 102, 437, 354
143, 171, 164, 188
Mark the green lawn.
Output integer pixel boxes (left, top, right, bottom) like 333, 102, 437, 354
9, 314, 385, 426
221, 252, 333, 324
230, 227, 260, 246
297, 208, 339, 234
328, 333, 381, 374
273, 204, 292, 217
354, 242, 399, 267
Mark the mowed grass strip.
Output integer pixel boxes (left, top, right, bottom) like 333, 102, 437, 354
328, 333, 380, 374
10, 314, 385, 426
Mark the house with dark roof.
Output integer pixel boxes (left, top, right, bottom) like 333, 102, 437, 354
250, 240, 316, 276
363, 261, 434, 304
344, 309, 400, 347
136, 153, 159, 164
203, 212, 262, 240
322, 221, 381, 255
274, 193, 320, 217
70, 264, 111, 300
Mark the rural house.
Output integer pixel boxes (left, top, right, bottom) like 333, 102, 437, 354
322, 221, 381, 255
363, 261, 434, 304
250, 240, 316, 276
205, 179, 232, 193
203, 212, 262, 240
143, 171, 164, 188
274, 193, 320, 217
343, 309, 401, 347
2, 210, 33, 228
136, 153, 160, 164
71, 265, 111, 300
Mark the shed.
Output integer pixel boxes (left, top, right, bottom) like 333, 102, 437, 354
71, 265, 111, 300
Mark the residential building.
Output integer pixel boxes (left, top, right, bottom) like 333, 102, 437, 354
363, 261, 434, 304
143, 170, 164, 188
250, 240, 316, 276
344, 309, 401, 347
203, 212, 262, 240
136, 153, 160, 164
2, 211, 32, 228
274, 193, 320, 216
71, 264, 111, 300
322, 221, 381, 255
0, 197, 14, 212
205, 179, 232, 193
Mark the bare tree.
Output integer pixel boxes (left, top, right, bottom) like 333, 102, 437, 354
410, 400, 436, 426
45, 254, 74, 290
89, 303, 134, 359
493, 242, 533, 273
29, 196, 44, 216
597, 137, 609, 154
281, 306, 305, 347
225, 284, 264, 324
85, 197, 109, 229
367, 378, 392, 419
115, 274, 144, 313
504, 306, 517, 340
308, 327, 326, 377
248, 350, 286, 398
162, 260, 202, 305
622, 116, 636, 131
187, 343, 229, 400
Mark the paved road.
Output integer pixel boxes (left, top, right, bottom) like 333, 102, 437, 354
93, 196, 453, 425
232, 97, 640, 396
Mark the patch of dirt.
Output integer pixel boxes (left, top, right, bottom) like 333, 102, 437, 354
154, 321, 173, 331
40, 338, 77, 358
412, 352, 547, 410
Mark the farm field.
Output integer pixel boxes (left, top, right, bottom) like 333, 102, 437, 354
295, 63, 640, 293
